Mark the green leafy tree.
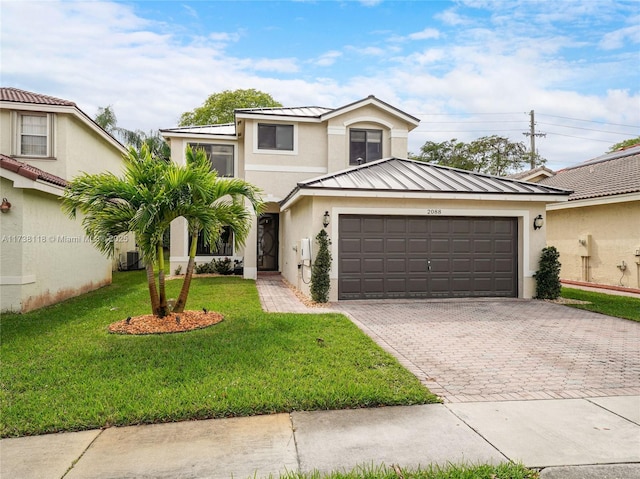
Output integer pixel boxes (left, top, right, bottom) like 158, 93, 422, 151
62, 144, 263, 317
172, 145, 264, 313
411, 135, 545, 176
310, 229, 332, 303
95, 105, 118, 134
179, 89, 282, 126
609, 136, 640, 152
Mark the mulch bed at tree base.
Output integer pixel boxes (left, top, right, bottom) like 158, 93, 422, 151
108, 310, 224, 335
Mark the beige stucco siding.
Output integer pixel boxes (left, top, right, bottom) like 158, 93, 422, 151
1, 100, 128, 312
327, 106, 411, 173
546, 198, 640, 289
0, 181, 112, 312
282, 195, 548, 301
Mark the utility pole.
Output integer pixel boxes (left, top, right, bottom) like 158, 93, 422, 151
523, 110, 546, 169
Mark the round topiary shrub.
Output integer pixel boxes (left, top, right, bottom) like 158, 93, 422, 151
534, 246, 562, 299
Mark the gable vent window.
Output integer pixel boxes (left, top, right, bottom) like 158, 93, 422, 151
258, 124, 293, 151
350, 129, 382, 165
17, 113, 52, 157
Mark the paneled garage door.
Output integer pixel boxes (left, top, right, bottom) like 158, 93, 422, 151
338, 215, 517, 300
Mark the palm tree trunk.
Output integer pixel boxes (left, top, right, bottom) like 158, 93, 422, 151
145, 262, 160, 316
157, 243, 169, 317
172, 231, 199, 313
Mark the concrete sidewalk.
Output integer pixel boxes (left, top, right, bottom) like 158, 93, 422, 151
2, 396, 639, 478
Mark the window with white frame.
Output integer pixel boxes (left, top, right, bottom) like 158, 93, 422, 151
349, 128, 382, 165
257, 123, 294, 151
188, 143, 234, 177
17, 113, 52, 157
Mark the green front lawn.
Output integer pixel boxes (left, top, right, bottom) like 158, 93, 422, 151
0, 272, 438, 437
561, 287, 640, 322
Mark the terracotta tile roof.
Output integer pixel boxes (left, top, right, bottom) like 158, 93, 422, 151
0, 154, 68, 188
508, 166, 555, 181
0, 87, 76, 107
539, 145, 640, 201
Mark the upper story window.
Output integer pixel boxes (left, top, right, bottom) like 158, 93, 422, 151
188, 143, 234, 177
258, 124, 294, 151
349, 129, 382, 165
16, 113, 53, 157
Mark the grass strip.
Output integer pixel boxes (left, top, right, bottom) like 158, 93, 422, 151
0, 272, 438, 437
278, 462, 538, 479
561, 287, 640, 322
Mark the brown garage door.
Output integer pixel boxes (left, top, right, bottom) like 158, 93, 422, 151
338, 215, 517, 300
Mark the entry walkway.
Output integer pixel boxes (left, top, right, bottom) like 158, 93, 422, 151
256, 273, 336, 314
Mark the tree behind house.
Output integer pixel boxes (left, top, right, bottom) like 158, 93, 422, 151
179, 89, 282, 126
411, 135, 546, 176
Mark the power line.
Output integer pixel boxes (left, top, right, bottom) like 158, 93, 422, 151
411, 128, 525, 133
420, 120, 524, 124
537, 113, 640, 129
413, 111, 640, 130
537, 121, 637, 136
545, 132, 616, 143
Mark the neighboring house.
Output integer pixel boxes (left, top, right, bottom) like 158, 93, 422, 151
0, 87, 131, 312
538, 145, 640, 290
161, 95, 570, 301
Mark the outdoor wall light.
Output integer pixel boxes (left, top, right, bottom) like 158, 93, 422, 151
0, 197, 11, 213
533, 214, 544, 230
322, 210, 330, 228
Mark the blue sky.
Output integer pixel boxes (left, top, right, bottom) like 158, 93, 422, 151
2, 0, 639, 170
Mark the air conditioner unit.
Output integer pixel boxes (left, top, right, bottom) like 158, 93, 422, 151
127, 251, 143, 270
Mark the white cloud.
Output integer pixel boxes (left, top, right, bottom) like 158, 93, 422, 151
1, 0, 637, 169
313, 50, 343, 67
435, 8, 471, 26
408, 28, 441, 41
599, 24, 640, 50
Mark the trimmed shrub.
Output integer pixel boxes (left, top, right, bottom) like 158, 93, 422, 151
310, 229, 332, 303
534, 246, 562, 299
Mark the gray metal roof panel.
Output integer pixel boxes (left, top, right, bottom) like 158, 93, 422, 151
160, 123, 237, 136
296, 158, 572, 196
235, 106, 332, 118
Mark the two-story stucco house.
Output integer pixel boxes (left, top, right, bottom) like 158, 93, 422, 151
0, 87, 131, 312
162, 95, 571, 301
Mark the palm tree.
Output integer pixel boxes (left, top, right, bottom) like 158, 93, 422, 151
62, 144, 262, 317
167, 145, 263, 313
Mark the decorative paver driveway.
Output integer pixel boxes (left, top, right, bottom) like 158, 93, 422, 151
333, 299, 640, 403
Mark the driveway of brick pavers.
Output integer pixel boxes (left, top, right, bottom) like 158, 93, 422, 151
333, 299, 640, 403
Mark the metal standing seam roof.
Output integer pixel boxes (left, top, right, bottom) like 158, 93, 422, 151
159, 123, 237, 136
285, 158, 572, 201
234, 106, 333, 118
538, 145, 640, 201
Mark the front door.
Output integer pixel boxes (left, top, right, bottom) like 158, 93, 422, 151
257, 214, 279, 271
